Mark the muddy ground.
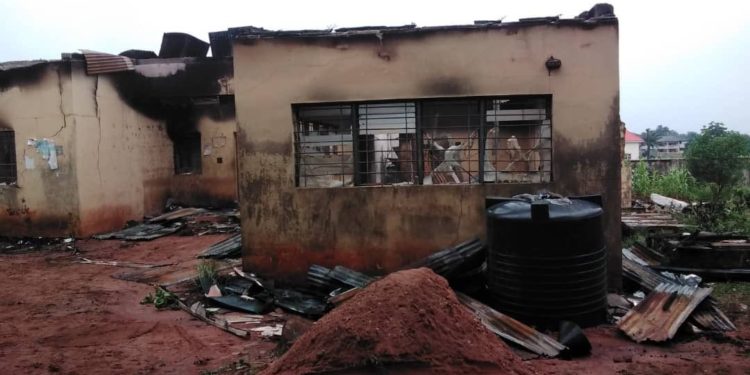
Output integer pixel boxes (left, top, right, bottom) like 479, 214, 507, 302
0, 236, 748, 374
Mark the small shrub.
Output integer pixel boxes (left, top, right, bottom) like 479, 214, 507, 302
197, 260, 218, 293
141, 287, 177, 309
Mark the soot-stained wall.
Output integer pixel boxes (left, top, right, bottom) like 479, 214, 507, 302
233, 23, 623, 289
0, 57, 238, 237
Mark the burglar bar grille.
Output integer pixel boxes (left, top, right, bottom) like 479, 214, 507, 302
0, 129, 17, 184
293, 95, 552, 187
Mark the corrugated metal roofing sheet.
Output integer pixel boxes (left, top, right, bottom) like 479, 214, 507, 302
458, 293, 566, 357
93, 223, 181, 241
149, 207, 206, 223
618, 282, 712, 342
198, 234, 242, 259
622, 249, 736, 331
81, 50, 134, 74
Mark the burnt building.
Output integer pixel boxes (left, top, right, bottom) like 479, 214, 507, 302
229, 7, 623, 288
0, 37, 238, 237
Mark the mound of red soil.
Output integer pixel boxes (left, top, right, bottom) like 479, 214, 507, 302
262, 268, 533, 375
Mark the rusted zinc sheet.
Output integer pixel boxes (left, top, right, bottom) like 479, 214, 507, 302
81, 50, 134, 74
457, 293, 565, 357
622, 250, 736, 331
406, 237, 486, 278
618, 283, 712, 342
198, 233, 241, 259
93, 223, 181, 241
149, 207, 206, 223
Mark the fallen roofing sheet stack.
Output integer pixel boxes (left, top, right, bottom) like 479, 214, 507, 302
618, 283, 713, 342
647, 232, 750, 279
198, 233, 242, 259
93, 223, 182, 241
622, 248, 736, 331
304, 238, 566, 358
148, 207, 206, 223
458, 293, 566, 357
406, 237, 486, 278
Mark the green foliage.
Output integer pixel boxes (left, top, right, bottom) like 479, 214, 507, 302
197, 260, 218, 294
141, 287, 177, 309
711, 282, 750, 306
685, 122, 750, 198
632, 162, 708, 201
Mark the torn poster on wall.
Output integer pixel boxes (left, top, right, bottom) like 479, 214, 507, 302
24, 156, 35, 170
27, 138, 59, 170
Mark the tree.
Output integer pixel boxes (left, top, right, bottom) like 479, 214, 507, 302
685, 122, 750, 199
641, 128, 660, 159
685, 131, 699, 145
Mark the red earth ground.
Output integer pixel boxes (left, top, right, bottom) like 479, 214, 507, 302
0, 235, 748, 374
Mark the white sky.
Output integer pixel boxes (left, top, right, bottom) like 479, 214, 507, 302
1, 0, 749, 134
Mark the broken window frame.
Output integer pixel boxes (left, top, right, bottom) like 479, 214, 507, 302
0, 128, 17, 184
173, 132, 202, 175
292, 95, 552, 188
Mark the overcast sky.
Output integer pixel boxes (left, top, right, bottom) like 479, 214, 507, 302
1, 0, 749, 134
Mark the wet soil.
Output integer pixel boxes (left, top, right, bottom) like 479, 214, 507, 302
0, 236, 748, 374
263, 268, 532, 375
0, 235, 276, 374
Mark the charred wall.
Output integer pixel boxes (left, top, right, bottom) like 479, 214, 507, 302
233, 23, 622, 288
0, 57, 238, 238
0, 61, 81, 237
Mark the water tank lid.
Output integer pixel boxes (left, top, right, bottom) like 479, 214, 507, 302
487, 198, 602, 221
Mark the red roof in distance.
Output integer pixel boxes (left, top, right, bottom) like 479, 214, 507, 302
625, 130, 644, 143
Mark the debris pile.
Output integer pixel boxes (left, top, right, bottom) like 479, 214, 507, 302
0, 236, 76, 254
93, 206, 240, 241
646, 232, 750, 279
262, 268, 533, 375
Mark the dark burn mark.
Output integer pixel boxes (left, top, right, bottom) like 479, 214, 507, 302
243, 140, 292, 156
108, 58, 235, 140
0, 61, 50, 92
111, 58, 233, 102
552, 94, 622, 290
420, 77, 471, 96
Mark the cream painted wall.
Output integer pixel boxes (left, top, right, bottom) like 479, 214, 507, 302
69, 61, 174, 235
171, 115, 238, 207
0, 62, 80, 236
0, 59, 238, 237
624, 142, 640, 160
233, 23, 623, 288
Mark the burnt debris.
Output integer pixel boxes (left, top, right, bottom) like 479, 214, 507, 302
159, 32, 210, 58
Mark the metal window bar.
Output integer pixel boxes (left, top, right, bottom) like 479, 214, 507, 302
0, 129, 17, 184
294, 104, 355, 188
419, 100, 482, 185
293, 96, 552, 188
482, 97, 552, 183
357, 102, 417, 186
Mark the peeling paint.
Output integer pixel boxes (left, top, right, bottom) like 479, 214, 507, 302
134, 63, 187, 78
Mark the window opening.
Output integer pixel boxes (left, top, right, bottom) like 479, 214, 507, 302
294, 105, 354, 187
293, 95, 552, 187
0, 128, 17, 184
174, 132, 202, 174
357, 102, 417, 185
483, 97, 552, 183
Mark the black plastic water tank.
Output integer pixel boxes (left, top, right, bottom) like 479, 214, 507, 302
485, 195, 607, 328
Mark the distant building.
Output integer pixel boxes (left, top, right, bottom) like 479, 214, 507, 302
641, 134, 687, 159
624, 129, 643, 160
